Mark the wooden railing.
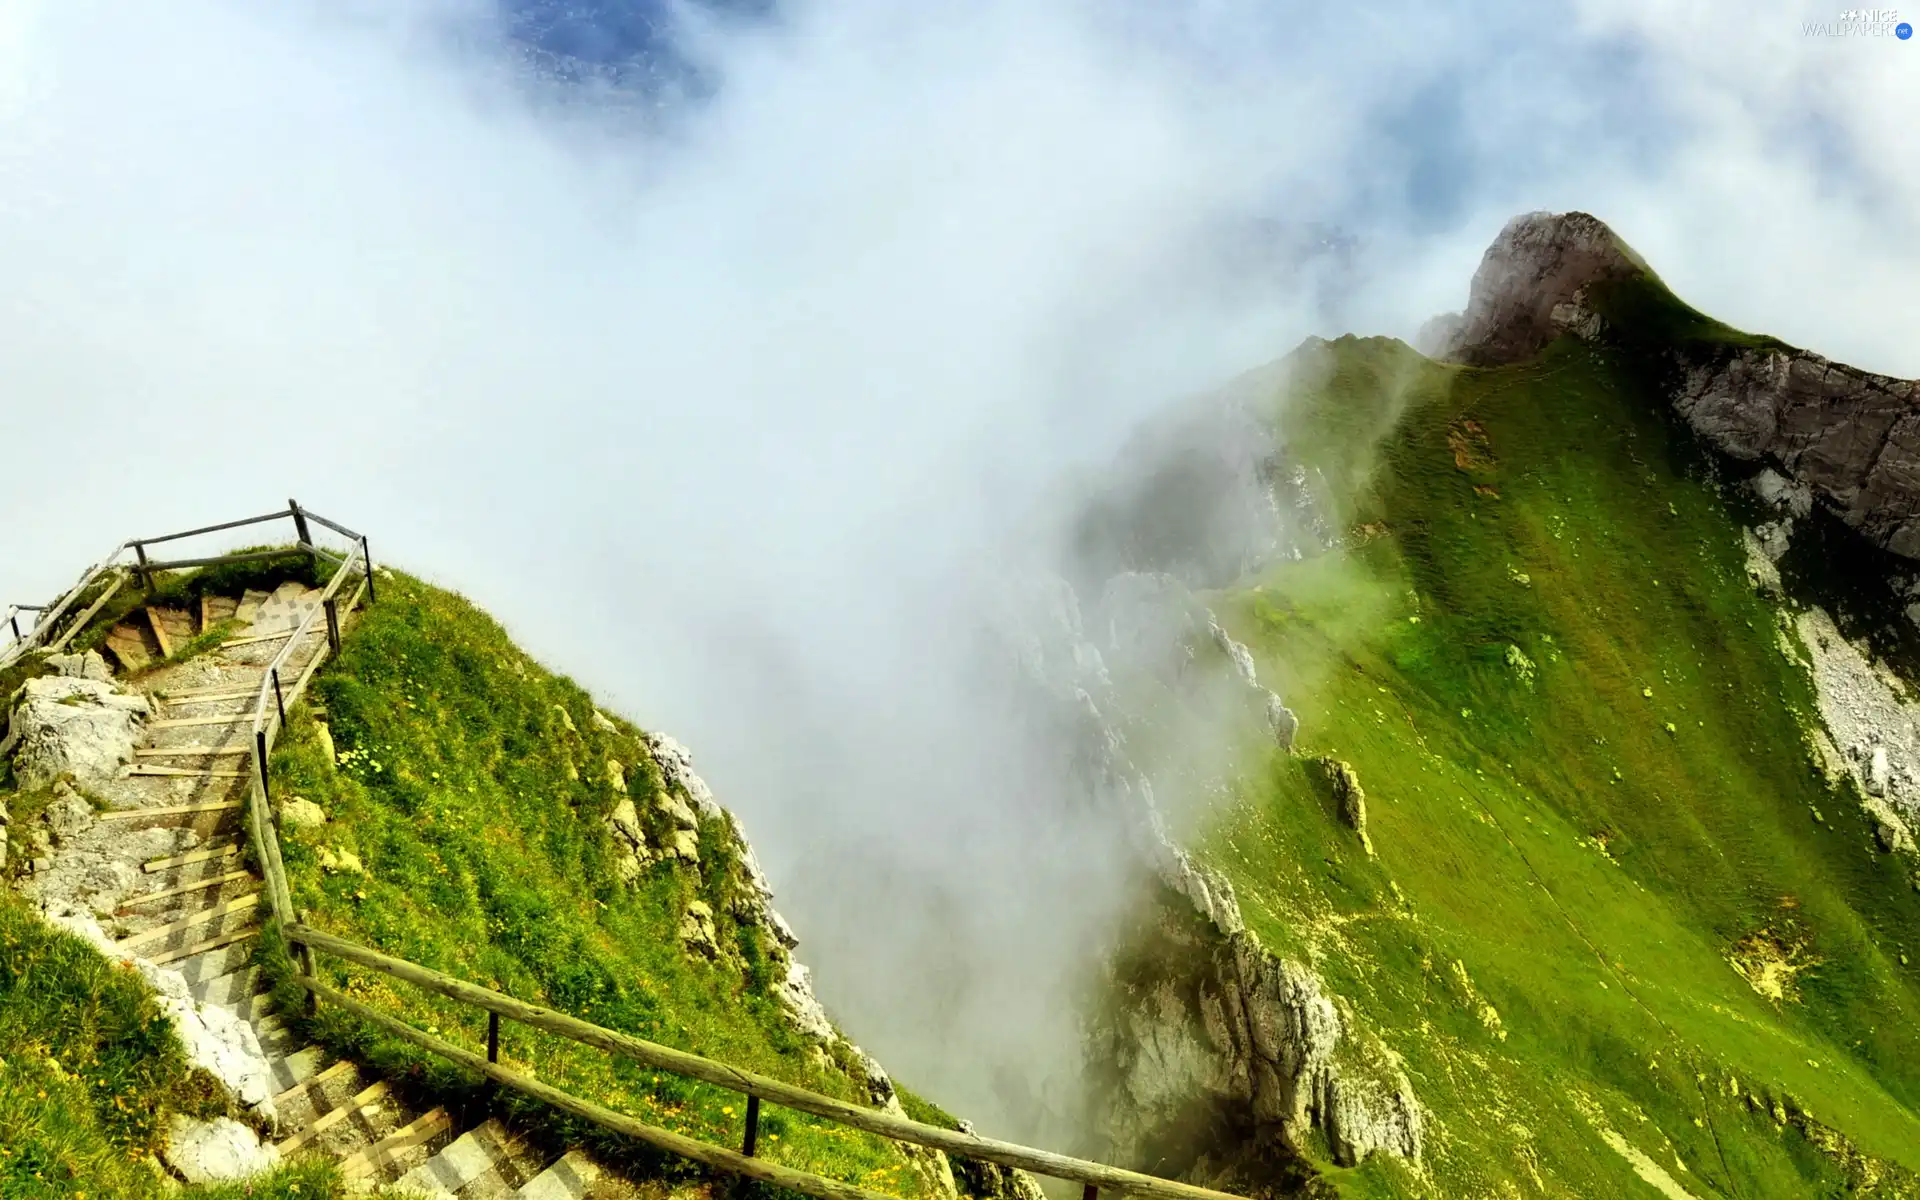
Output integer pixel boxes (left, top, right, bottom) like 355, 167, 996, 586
21, 504, 1246, 1200
0, 500, 363, 672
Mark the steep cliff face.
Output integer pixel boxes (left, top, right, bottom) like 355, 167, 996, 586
1015, 561, 1422, 1181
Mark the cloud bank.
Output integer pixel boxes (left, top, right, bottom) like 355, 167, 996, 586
1, 0, 1914, 1143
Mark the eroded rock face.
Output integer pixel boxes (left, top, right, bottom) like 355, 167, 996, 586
1426, 210, 1643, 368
1675, 350, 1920, 559
9, 676, 149, 789
1093, 884, 1423, 1173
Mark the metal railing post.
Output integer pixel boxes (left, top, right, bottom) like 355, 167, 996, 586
256, 730, 270, 801
272, 668, 286, 728
133, 543, 151, 591
487, 1012, 501, 1064
1083, 1185, 1098, 1200
324, 598, 341, 653
361, 537, 376, 604
743, 1094, 760, 1158
8, 613, 18, 640
288, 498, 313, 547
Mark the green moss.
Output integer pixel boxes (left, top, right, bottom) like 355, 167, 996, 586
259, 575, 933, 1196
1188, 333, 1920, 1197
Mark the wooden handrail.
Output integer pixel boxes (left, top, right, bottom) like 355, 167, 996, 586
296, 978, 903, 1200
63, 504, 1245, 1200
286, 925, 1240, 1200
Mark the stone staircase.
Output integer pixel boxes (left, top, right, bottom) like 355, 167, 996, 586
85, 585, 637, 1197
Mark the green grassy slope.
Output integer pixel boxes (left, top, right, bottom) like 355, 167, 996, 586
0, 890, 345, 1199
259, 576, 960, 1196
1193, 330, 1920, 1197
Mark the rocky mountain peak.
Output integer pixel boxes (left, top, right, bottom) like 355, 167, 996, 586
1419, 210, 1643, 367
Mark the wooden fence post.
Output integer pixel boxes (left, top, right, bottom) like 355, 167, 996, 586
288, 499, 312, 546
324, 598, 341, 653
361, 538, 376, 604
272, 668, 286, 729
133, 543, 151, 591
743, 1095, 761, 1157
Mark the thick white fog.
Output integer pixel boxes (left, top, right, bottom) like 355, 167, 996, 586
2, 0, 1915, 1143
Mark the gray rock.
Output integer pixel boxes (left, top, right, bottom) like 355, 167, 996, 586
44, 782, 95, 842
1753, 469, 1815, 519
663, 827, 700, 863
279, 797, 327, 830
591, 709, 619, 735
164, 1116, 278, 1184
678, 900, 718, 958
1321, 758, 1375, 858
776, 961, 837, 1043
655, 788, 700, 831
9, 676, 150, 789
45, 650, 113, 682
605, 757, 626, 792
1435, 211, 1643, 367
643, 733, 722, 819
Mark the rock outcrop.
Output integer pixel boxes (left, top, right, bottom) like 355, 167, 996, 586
163, 1115, 279, 1185
1319, 758, 1374, 857
7, 675, 149, 790
1671, 350, 1920, 559
1424, 210, 1644, 368
1093, 878, 1424, 1173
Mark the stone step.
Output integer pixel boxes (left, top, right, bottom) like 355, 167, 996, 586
272, 1058, 354, 1108
515, 1150, 602, 1200
151, 713, 255, 730
157, 690, 257, 707
116, 891, 261, 952
235, 589, 270, 624
251, 1013, 295, 1055
340, 1106, 453, 1184
394, 1118, 530, 1198
145, 922, 260, 967
144, 841, 240, 872
189, 965, 262, 1007
99, 799, 245, 821
117, 874, 259, 928
135, 745, 252, 757
155, 679, 265, 700
122, 867, 254, 911
170, 937, 258, 986
125, 764, 249, 779
276, 1078, 391, 1155
265, 1045, 328, 1095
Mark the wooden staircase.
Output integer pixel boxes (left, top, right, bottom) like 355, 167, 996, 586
100, 587, 632, 1197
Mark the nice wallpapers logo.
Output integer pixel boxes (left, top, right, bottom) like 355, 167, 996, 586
1804, 7, 1914, 35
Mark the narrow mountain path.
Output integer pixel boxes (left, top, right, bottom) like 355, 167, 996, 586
52, 584, 652, 1197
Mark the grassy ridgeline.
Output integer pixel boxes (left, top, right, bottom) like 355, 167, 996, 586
1194, 329, 1920, 1196
0, 891, 345, 1199
261, 575, 945, 1196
